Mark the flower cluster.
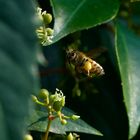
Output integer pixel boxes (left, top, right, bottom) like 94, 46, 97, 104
36, 7, 54, 45
32, 88, 80, 125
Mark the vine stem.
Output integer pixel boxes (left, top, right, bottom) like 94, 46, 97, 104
42, 117, 52, 140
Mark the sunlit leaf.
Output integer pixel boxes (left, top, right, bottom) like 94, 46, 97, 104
50, 0, 119, 44
115, 21, 140, 139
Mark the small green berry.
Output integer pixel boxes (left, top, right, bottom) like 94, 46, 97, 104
46, 28, 54, 36
24, 134, 33, 140
67, 133, 74, 140
31, 95, 38, 102
42, 13, 52, 25
49, 94, 56, 104
61, 119, 67, 125
39, 89, 49, 99
71, 115, 80, 120
53, 101, 62, 112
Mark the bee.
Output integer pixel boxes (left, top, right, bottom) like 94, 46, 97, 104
66, 48, 105, 77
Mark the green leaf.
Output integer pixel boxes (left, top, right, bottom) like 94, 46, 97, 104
0, 1, 39, 140
50, 0, 120, 44
115, 21, 140, 139
27, 108, 102, 136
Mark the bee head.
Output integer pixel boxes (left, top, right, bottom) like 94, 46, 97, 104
66, 48, 77, 62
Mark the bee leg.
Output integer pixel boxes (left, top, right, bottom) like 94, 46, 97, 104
75, 66, 82, 73
87, 70, 90, 76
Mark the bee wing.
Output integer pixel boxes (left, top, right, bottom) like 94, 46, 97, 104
85, 47, 107, 59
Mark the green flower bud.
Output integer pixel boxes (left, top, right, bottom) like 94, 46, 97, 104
49, 94, 56, 104
39, 89, 49, 99
37, 7, 43, 22
61, 119, 67, 125
42, 13, 52, 25
48, 105, 52, 110
36, 27, 44, 34
53, 95, 65, 111
31, 95, 38, 102
67, 133, 74, 140
53, 101, 63, 112
24, 134, 33, 140
46, 28, 54, 36
71, 115, 80, 120
36, 27, 46, 42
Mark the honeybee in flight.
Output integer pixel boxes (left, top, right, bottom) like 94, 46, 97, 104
66, 48, 105, 77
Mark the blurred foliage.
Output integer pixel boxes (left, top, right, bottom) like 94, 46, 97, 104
0, 1, 39, 140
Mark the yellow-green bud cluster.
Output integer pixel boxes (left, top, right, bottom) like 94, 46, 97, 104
32, 88, 65, 112
50, 88, 65, 112
36, 7, 54, 45
32, 88, 80, 126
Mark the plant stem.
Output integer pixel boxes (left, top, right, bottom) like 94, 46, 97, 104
43, 118, 52, 140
